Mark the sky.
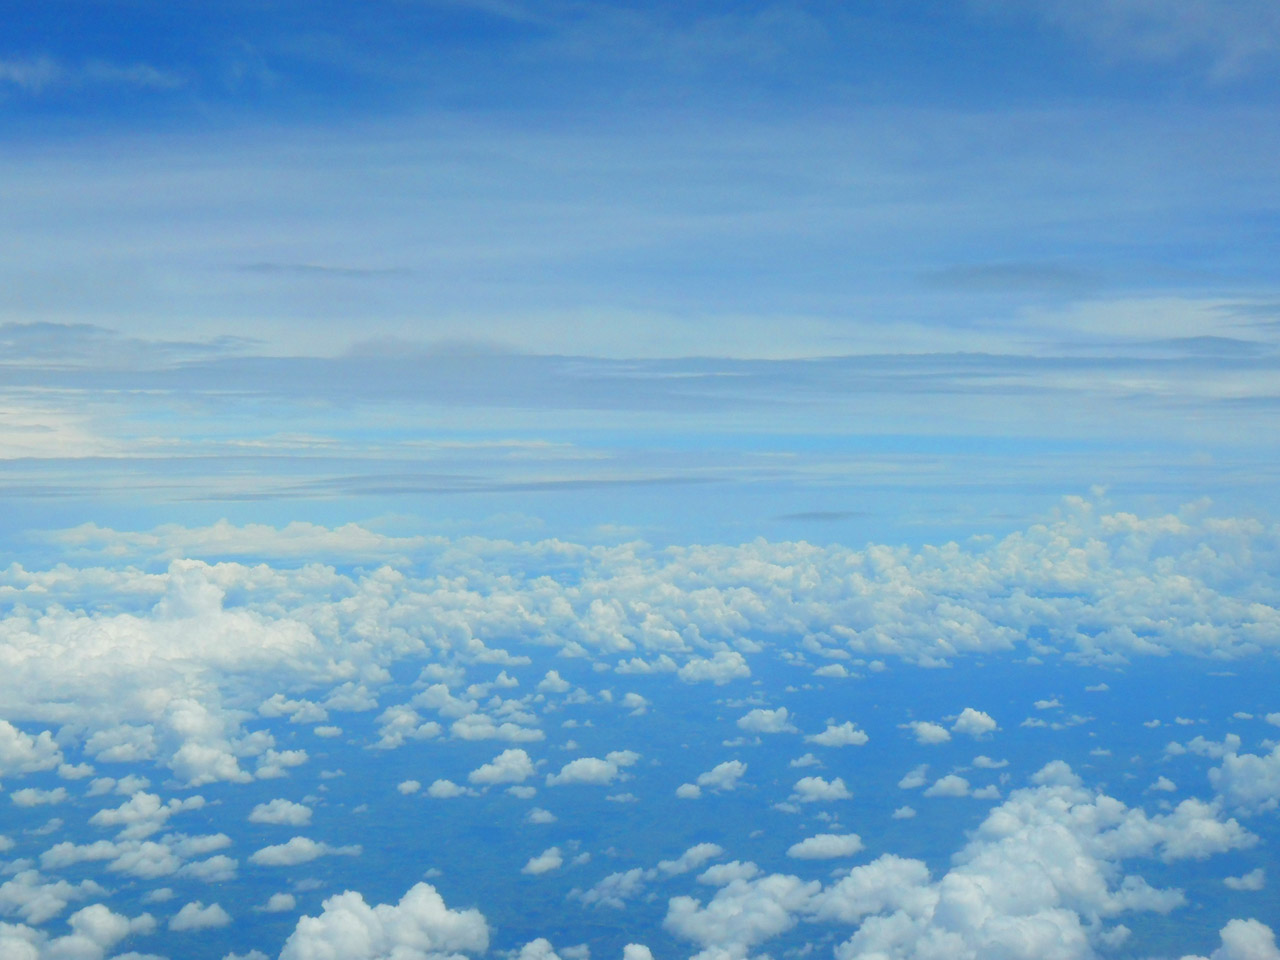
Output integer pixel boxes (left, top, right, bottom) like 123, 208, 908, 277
2, 2, 1280, 959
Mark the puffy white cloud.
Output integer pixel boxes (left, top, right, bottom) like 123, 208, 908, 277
898, 764, 930, 788
924, 774, 971, 797
546, 751, 638, 787
278, 882, 489, 960
525, 808, 556, 824
426, 779, 471, 799
89, 792, 204, 840
0, 721, 62, 777
168, 901, 231, 931
259, 892, 298, 913
677, 651, 750, 685
658, 844, 724, 876
249, 837, 361, 867
248, 799, 312, 826
1223, 868, 1265, 891
737, 707, 796, 734
787, 834, 864, 860
0, 904, 156, 960
903, 721, 952, 744
0, 870, 104, 925
791, 776, 851, 802
665, 872, 820, 957
1210, 744, 1280, 813
10, 788, 67, 807
522, 847, 563, 876
819, 762, 1255, 960
1179, 919, 1280, 960
397, 781, 421, 796
805, 722, 868, 747
468, 749, 535, 785
951, 708, 998, 738
622, 945, 653, 960
696, 760, 747, 793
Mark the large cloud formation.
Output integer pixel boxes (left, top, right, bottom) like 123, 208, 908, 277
1, 500, 1275, 785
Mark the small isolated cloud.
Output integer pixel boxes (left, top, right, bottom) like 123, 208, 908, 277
898, 764, 930, 789
546, 751, 639, 787
397, 780, 421, 795
525, 808, 556, 824
169, 901, 232, 931
427, 779, 471, 798
522, 847, 563, 876
892, 805, 917, 819
903, 722, 951, 745
1149, 776, 1177, 793
791, 776, 851, 802
924, 774, 971, 797
951, 708, 998, 738
249, 837, 361, 866
469, 748, 535, 785
1223, 868, 1265, 891
658, 843, 724, 876
248, 799, 312, 826
805, 722, 868, 747
259, 893, 297, 913
786, 833, 864, 859
737, 707, 797, 734
972, 756, 1009, 769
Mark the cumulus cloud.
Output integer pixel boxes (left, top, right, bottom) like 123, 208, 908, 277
805, 721, 868, 747
787, 834, 864, 859
791, 776, 851, 802
951, 707, 998, 738
279, 882, 489, 960
1179, 918, 1280, 960
546, 751, 638, 786
677, 651, 750, 685
737, 707, 797, 734
903, 721, 952, 744
168, 901, 231, 931
469, 749, 535, 785
249, 837, 361, 866
924, 774, 971, 797
1223, 868, 1265, 891
522, 847, 564, 875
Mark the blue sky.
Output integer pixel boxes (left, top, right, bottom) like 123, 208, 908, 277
2, 0, 1279, 547
3, 4, 1280, 960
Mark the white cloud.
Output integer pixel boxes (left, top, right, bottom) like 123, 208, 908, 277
397, 780, 421, 795
279, 883, 489, 960
248, 799, 313, 826
525, 808, 556, 824
787, 834, 864, 860
1210, 744, 1280, 813
522, 847, 564, 875
903, 721, 951, 745
168, 901, 231, 931
952, 707, 998, 738
249, 837, 361, 867
658, 843, 725, 876
695, 760, 747, 793
791, 776, 851, 802
898, 764, 930, 788
260, 892, 297, 913
737, 707, 797, 734
1179, 918, 1280, 960
1223, 868, 1265, 891
469, 748, 536, 785
665, 872, 820, 957
427, 779, 472, 799
923, 774, 971, 797
546, 752, 638, 787
0, 721, 63, 777
677, 651, 750, 685
805, 722, 868, 747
